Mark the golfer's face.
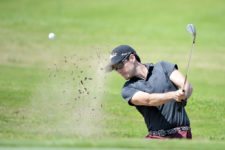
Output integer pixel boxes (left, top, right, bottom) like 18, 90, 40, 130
116, 59, 134, 80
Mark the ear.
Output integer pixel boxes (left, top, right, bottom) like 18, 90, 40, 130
129, 54, 136, 62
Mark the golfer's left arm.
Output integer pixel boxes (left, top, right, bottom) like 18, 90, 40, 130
170, 69, 193, 99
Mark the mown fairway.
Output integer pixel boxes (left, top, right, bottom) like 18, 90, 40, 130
0, 0, 225, 149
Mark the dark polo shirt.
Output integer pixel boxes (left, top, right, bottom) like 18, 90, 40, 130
122, 61, 190, 132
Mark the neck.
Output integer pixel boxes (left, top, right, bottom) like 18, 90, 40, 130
134, 63, 148, 80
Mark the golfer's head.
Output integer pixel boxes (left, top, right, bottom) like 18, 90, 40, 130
106, 45, 141, 79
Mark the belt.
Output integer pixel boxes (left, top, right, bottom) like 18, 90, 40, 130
150, 126, 191, 137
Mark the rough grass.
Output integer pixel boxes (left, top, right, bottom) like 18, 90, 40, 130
0, 0, 225, 149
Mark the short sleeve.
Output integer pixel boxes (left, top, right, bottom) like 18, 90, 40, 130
160, 61, 178, 77
121, 82, 139, 106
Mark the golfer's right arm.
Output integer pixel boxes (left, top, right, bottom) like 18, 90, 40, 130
131, 90, 185, 106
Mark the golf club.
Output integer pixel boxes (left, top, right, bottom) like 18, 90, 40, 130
182, 24, 196, 90
178, 24, 197, 111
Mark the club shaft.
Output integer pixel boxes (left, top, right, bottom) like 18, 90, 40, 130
182, 41, 195, 90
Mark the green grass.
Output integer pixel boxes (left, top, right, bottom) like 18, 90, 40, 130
0, 138, 225, 150
0, 0, 225, 149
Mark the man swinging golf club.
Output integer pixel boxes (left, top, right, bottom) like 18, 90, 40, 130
106, 24, 196, 139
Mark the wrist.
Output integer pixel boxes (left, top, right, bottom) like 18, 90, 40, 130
162, 91, 175, 101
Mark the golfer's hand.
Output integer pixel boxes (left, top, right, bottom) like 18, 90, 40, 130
174, 89, 186, 102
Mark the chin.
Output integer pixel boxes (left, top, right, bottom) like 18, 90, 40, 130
123, 77, 129, 80
123, 74, 131, 80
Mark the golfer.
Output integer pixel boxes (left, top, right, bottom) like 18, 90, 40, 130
106, 45, 193, 139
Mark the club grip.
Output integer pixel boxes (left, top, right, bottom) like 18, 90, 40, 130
177, 89, 186, 111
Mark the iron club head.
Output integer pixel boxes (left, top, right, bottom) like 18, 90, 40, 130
186, 24, 196, 43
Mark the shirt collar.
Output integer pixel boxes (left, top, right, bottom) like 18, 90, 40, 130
144, 63, 154, 81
